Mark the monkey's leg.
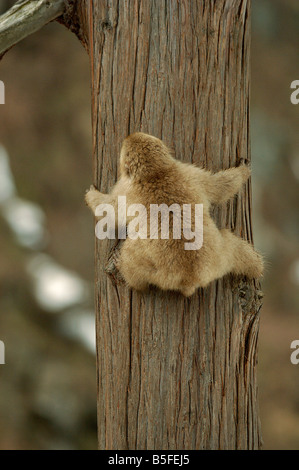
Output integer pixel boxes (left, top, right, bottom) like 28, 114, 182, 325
192, 228, 263, 288
117, 242, 154, 292
204, 166, 251, 204
219, 229, 264, 279
179, 283, 197, 297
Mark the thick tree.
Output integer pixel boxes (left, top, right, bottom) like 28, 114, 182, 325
0, 0, 263, 450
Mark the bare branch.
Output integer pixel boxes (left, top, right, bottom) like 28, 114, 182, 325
0, 0, 66, 57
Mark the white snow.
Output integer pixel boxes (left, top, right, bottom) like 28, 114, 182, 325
58, 308, 96, 353
26, 254, 89, 312
1, 197, 47, 249
0, 144, 16, 202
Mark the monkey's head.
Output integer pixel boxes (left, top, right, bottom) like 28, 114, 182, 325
120, 133, 175, 181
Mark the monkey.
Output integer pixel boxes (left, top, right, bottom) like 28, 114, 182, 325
85, 132, 264, 297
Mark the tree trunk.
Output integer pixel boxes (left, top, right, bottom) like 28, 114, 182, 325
71, 0, 263, 450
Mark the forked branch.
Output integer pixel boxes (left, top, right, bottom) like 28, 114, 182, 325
0, 0, 66, 57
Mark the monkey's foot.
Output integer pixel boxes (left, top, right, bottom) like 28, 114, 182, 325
246, 251, 264, 279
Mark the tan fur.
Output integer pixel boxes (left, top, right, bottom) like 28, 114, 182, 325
85, 133, 264, 297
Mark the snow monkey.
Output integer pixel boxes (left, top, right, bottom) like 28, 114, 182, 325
85, 133, 263, 297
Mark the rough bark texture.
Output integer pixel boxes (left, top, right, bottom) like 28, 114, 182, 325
72, 0, 263, 450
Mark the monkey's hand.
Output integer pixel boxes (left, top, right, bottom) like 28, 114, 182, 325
85, 185, 107, 214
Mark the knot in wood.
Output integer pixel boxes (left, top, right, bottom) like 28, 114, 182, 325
99, 19, 113, 32
235, 279, 264, 318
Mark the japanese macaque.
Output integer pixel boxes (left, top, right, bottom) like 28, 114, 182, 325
85, 132, 263, 297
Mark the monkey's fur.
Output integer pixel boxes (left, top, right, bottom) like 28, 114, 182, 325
85, 133, 263, 297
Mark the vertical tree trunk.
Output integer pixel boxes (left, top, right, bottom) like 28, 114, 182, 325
71, 0, 263, 450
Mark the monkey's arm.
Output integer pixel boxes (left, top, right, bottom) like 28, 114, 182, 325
85, 177, 129, 220
85, 186, 111, 213
199, 165, 251, 204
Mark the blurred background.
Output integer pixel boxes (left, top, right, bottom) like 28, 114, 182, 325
0, 0, 298, 450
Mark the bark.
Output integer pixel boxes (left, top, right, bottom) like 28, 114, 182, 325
69, 0, 263, 450
0, 0, 65, 57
